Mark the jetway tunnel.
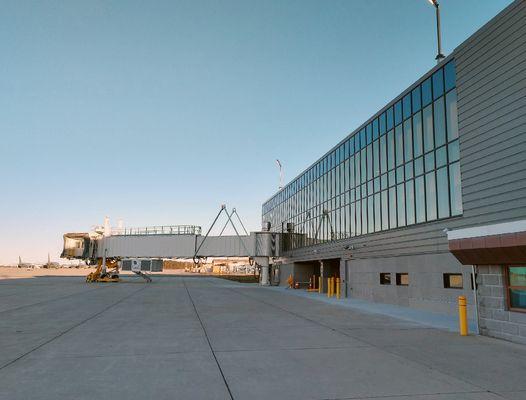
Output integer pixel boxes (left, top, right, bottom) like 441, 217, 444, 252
61, 206, 283, 285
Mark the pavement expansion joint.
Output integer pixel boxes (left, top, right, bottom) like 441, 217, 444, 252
0, 285, 148, 371
213, 345, 372, 353
0, 285, 111, 315
182, 278, 235, 400
319, 389, 498, 399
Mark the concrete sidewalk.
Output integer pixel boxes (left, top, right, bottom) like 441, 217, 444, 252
268, 285, 479, 333
0, 275, 525, 400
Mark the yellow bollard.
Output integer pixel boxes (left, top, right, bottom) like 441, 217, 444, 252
458, 295, 468, 336
336, 277, 341, 299
318, 276, 322, 294
327, 277, 331, 297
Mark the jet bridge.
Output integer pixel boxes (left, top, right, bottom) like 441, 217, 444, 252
62, 206, 281, 284
95, 231, 278, 259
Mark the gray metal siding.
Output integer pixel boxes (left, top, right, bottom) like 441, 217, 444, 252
456, 0, 526, 230
282, 0, 526, 264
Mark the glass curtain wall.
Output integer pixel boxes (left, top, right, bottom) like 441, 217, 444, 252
262, 60, 461, 251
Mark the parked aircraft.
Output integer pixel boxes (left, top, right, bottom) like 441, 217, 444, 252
17, 256, 38, 269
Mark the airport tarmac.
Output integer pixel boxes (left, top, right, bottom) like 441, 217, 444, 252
1, 274, 525, 400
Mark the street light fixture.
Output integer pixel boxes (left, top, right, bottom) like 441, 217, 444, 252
428, 0, 445, 63
276, 159, 284, 190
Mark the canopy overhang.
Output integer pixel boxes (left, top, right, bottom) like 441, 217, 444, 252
447, 220, 526, 265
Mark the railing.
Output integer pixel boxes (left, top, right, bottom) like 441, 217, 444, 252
111, 225, 202, 236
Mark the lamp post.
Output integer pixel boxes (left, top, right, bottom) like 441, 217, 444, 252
276, 159, 284, 190
428, 0, 445, 63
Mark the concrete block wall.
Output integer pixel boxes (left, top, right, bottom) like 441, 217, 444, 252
348, 253, 476, 316
476, 265, 526, 345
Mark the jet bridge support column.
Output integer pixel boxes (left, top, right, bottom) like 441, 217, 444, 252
254, 256, 270, 286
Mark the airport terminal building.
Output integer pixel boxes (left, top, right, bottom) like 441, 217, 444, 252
262, 0, 526, 343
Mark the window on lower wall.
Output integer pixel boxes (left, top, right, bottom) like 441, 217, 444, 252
380, 273, 391, 285
396, 273, 409, 286
506, 266, 526, 312
443, 273, 463, 289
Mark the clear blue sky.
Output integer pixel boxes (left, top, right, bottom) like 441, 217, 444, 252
0, 0, 513, 264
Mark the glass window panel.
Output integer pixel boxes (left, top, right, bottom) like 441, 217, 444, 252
356, 185, 361, 199
423, 105, 434, 153
374, 193, 381, 232
444, 273, 463, 289
368, 195, 374, 233
395, 125, 404, 166
361, 149, 367, 183
509, 267, 526, 286
367, 180, 373, 196
444, 60, 456, 92
436, 146, 447, 168
362, 197, 368, 234
367, 145, 373, 180
397, 183, 406, 227
381, 190, 389, 230
387, 107, 394, 130
406, 180, 415, 225
349, 136, 355, 155
373, 140, 380, 177
404, 119, 413, 161
449, 162, 463, 216
366, 124, 373, 145
446, 89, 459, 141
396, 166, 404, 184
388, 170, 396, 187
344, 205, 349, 238
426, 171, 437, 221
344, 160, 350, 191
415, 156, 424, 176
394, 100, 402, 126
387, 130, 395, 170
437, 167, 450, 219
413, 111, 423, 157
379, 112, 386, 135
432, 68, 444, 100
425, 152, 435, 172
405, 161, 414, 180
434, 97, 446, 147
350, 156, 355, 188
415, 176, 426, 223
374, 177, 380, 193
361, 183, 367, 198
389, 187, 397, 229
448, 140, 460, 163
509, 289, 526, 309
361, 129, 367, 150
422, 77, 432, 106
381, 173, 388, 190
403, 93, 412, 120
350, 203, 356, 236
412, 86, 421, 114
373, 118, 379, 140
355, 153, 361, 185
380, 135, 387, 173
